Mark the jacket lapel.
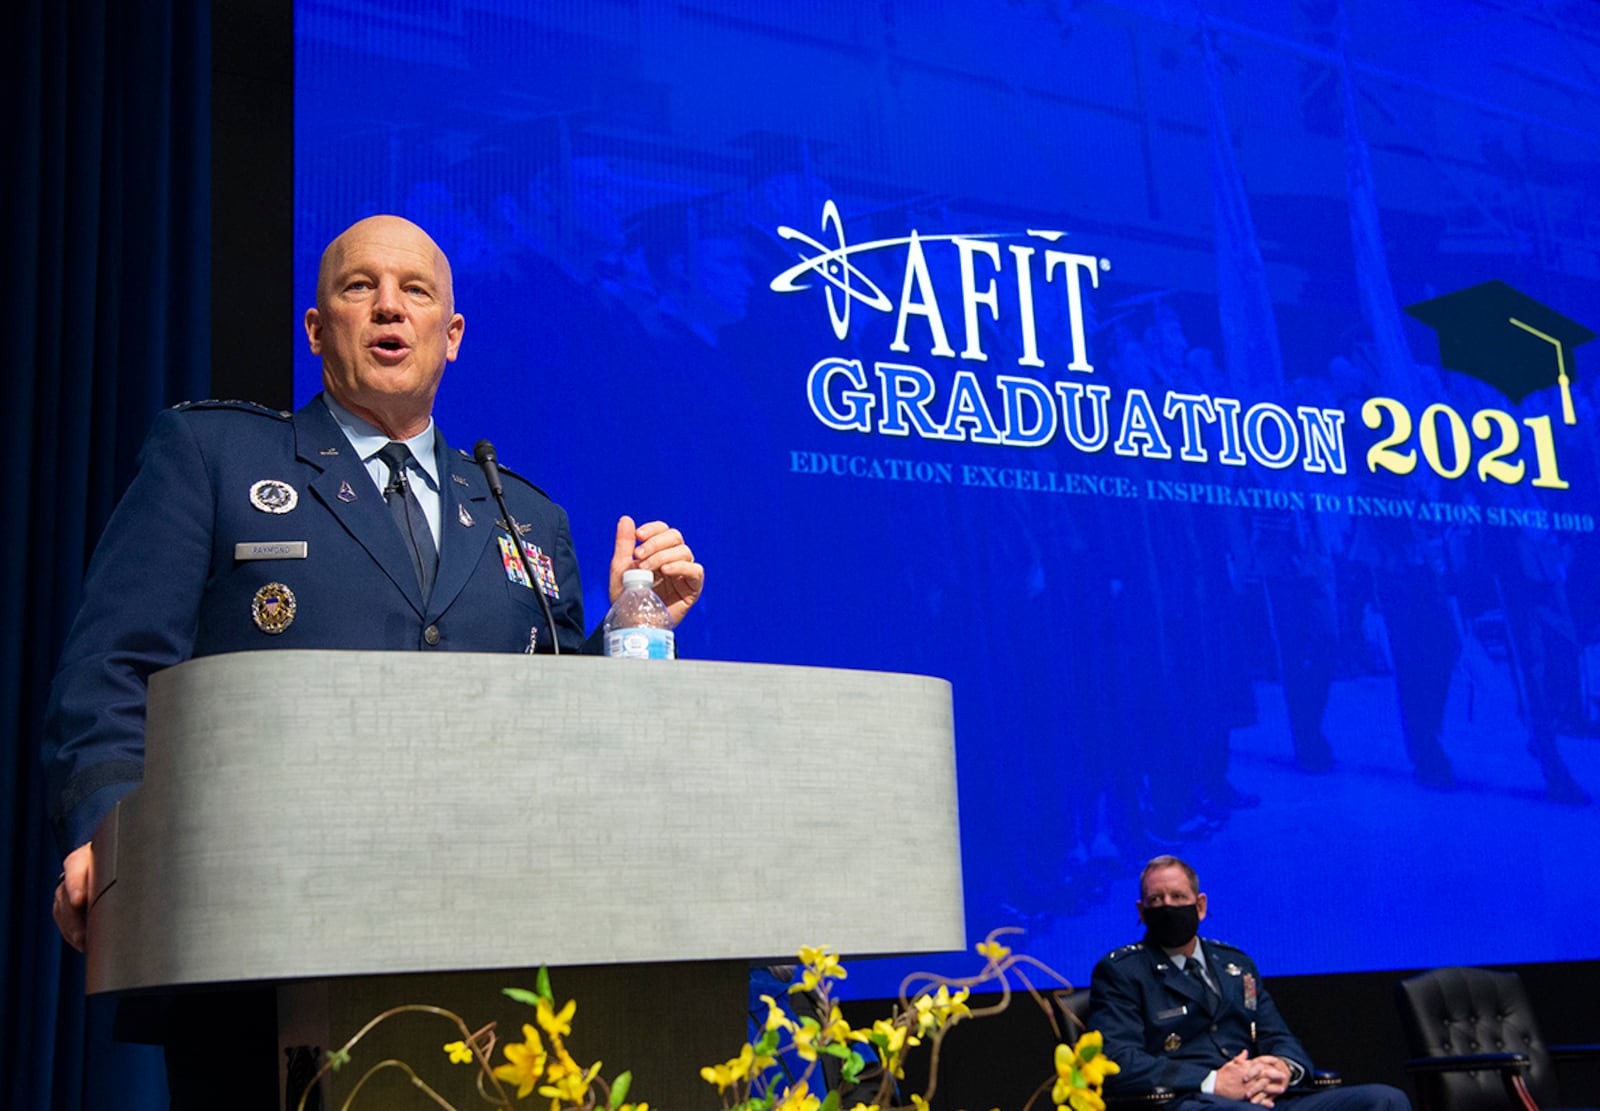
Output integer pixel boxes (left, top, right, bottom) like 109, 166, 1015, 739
427, 431, 497, 619
293, 399, 427, 616
1157, 947, 1213, 1013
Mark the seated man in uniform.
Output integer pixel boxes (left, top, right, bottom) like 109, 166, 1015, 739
1089, 855, 1408, 1111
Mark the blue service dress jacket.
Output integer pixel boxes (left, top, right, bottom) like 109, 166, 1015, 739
44, 395, 597, 854
1088, 938, 1313, 1098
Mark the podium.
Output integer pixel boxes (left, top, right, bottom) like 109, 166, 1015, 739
86, 651, 963, 1108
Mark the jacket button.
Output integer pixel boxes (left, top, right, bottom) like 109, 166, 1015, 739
424, 624, 441, 646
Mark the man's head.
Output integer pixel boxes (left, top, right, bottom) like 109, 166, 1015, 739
304, 215, 465, 440
1137, 855, 1206, 953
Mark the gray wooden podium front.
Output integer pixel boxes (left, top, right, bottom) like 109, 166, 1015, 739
85, 651, 963, 1109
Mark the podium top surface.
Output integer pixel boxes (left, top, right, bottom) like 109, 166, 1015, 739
88, 651, 963, 993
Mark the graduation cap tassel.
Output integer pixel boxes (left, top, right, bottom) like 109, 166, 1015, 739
1508, 316, 1577, 425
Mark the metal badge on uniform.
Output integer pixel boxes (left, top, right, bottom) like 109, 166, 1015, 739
526, 627, 539, 654
496, 518, 532, 537
251, 582, 297, 634
1225, 963, 1242, 976
1242, 973, 1258, 1011
337, 479, 358, 503
1163, 1033, 1182, 1052
249, 479, 299, 514
458, 504, 475, 527
319, 447, 340, 456
452, 474, 470, 487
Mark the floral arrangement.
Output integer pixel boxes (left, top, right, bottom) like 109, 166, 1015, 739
295, 929, 1118, 1111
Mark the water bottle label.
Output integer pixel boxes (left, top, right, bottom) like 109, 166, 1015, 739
606, 626, 676, 660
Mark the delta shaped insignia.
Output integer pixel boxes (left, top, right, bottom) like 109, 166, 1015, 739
251, 582, 297, 634
249, 479, 299, 514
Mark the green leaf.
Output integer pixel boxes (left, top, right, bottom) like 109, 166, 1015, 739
841, 1051, 867, 1084
609, 1070, 633, 1110
536, 967, 553, 1002
1080, 1042, 1100, 1062
819, 1088, 841, 1111
823, 1042, 851, 1060
868, 1032, 889, 1051
503, 987, 542, 1007
326, 1047, 351, 1072
755, 1029, 781, 1056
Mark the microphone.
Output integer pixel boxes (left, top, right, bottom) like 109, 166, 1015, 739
473, 439, 504, 497
474, 439, 560, 655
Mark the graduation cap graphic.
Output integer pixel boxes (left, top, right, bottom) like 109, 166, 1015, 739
1405, 280, 1593, 424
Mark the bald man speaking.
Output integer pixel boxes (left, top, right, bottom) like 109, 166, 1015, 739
43, 215, 705, 1108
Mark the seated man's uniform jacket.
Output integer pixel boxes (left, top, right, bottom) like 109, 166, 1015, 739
44, 395, 596, 853
1089, 937, 1313, 1097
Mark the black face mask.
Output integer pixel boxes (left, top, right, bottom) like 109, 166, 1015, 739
1141, 902, 1200, 949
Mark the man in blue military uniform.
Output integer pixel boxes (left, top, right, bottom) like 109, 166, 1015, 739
43, 215, 705, 1107
1089, 856, 1408, 1111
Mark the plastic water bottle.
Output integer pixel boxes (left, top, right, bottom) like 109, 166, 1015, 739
603, 568, 676, 659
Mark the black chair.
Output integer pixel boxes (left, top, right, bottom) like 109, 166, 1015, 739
1054, 989, 1339, 1108
1396, 966, 1599, 1111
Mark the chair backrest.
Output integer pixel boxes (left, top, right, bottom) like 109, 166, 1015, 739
1057, 987, 1093, 1034
1396, 967, 1558, 1111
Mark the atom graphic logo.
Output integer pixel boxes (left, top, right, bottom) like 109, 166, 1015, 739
771, 199, 1015, 341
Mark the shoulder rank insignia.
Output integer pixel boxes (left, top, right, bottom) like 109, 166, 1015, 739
249, 479, 299, 514
1164, 1033, 1182, 1052
251, 582, 297, 634
1225, 963, 1242, 976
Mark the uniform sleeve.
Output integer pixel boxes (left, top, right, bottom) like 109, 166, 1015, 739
1089, 955, 1213, 1096
43, 410, 216, 853
1249, 972, 1314, 1080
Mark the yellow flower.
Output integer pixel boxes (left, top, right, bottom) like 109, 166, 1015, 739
910, 1096, 929, 1111
793, 1022, 820, 1062
823, 1004, 853, 1045
493, 1024, 548, 1099
773, 1080, 822, 1111
1052, 1033, 1120, 1111
699, 1042, 771, 1092
790, 946, 848, 993
912, 988, 967, 1036
539, 1055, 601, 1111
536, 997, 577, 1038
848, 1103, 881, 1111
759, 993, 794, 1033
976, 939, 1012, 963
443, 1039, 475, 1065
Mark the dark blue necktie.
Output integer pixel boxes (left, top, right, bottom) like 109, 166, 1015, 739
1185, 957, 1218, 1004
377, 441, 437, 598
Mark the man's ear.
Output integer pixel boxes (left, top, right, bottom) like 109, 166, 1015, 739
304, 307, 323, 353
1196, 892, 1208, 921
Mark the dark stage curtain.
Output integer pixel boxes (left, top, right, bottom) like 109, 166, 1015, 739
2, 2, 211, 1108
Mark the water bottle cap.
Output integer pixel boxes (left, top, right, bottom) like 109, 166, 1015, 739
622, 568, 655, 590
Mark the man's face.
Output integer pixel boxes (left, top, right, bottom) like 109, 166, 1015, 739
305, 216, 465, 433
1138, 864, 1207, 925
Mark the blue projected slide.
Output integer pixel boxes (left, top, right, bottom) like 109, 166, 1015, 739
294, 1, 1600, 994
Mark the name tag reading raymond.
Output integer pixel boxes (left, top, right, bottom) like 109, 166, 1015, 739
235, 541, 308, 561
